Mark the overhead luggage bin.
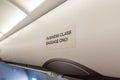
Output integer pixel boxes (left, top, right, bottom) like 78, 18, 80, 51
0, 0, 120, 79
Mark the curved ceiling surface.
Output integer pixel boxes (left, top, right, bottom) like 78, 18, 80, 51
0, 0, 66, 41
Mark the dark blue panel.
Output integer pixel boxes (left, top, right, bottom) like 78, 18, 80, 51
0, 62, 67, 80
0, 62, 28, 80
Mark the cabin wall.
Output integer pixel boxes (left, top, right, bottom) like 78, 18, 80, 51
0, 0, 120, 78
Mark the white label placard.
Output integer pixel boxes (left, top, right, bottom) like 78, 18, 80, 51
44, 25, 76, 49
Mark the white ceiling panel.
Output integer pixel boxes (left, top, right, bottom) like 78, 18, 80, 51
0, 33, 3, 38
0, 0, 66, 41
30, 0, 67, 20
0, 0, 27, 34
9, 0, 67, 19
9, 0, 45, 13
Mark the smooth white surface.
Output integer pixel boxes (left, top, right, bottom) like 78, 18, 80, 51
0, 0, 120, 78
0, 0, 26, 34
10, 0, 45, 12
30, 0, 66, 19
0, 0, 66, 40
0, 33, 3, 38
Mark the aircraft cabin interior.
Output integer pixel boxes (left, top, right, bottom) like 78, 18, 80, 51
0, 0, 120, 80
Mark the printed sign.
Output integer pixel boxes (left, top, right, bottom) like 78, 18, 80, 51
44, 25, 76, 49
46, 30, 71, 45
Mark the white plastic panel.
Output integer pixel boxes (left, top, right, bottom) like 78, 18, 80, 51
30, 0, 67, 19
0, 33, 3, 38
9, 0, 45, 12
0, 0, 27, 34
0, 0, 120, 78
0, 0, 66, 41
